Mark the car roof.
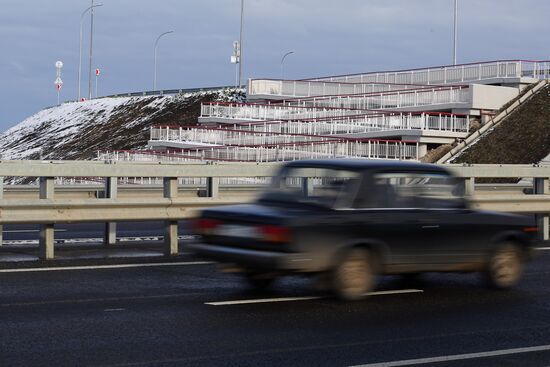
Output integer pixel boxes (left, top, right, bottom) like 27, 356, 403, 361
283, 159, 451, 174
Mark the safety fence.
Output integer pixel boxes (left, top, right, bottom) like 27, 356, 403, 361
286, 86, 470, 110
308, 60, 550, 84
200, 101, 366, 122
100, 138, 419, 163
248, 79, 427, 98
155, 112, 469, 143
0, 161, 549, 261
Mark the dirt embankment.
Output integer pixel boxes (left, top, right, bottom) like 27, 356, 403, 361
454, 84, 550, 164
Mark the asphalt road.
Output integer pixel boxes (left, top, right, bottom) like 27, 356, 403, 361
2, 250, 550, 366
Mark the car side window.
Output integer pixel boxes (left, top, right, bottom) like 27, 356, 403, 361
356, 171, 464, 209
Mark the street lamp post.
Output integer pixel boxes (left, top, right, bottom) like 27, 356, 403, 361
87, 0, 97, 100
453, 0, 458, 65
78, 3, 103, 101
280, 51, 294, 79
153, 31, 174, 91
238, 0, 244, 87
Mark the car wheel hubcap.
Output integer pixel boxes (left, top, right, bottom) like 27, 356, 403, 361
337, 252, 371, 298
491, 248, 521, 287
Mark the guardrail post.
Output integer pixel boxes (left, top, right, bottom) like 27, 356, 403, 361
164, 177, 179, 256
39, 177, 55, 260
206, 177, 219, 198
534, 178, 549, 241
464, 177, 475, 196
104, 177, 118, 245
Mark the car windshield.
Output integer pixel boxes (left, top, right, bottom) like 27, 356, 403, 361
259, 166, 361, 208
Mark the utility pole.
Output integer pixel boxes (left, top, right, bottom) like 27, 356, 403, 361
453, 0, 458, 65
238, 0, 244, 87
88, 0, 95, 99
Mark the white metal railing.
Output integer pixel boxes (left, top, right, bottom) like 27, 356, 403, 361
101, 139, 419, 163
151, 113, 468, 148
248, 79, 426, 98
225, 113, 468, 134
308, 60, 550, 84
200, 102, 365, 122
288, 86, 470, 110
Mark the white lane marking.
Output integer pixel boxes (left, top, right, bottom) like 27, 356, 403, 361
350, 344, 550, 367
206, 289, 423, 306
0, 261, 213, 273
104, 308, 125, 312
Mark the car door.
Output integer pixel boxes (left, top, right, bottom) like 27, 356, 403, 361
367, 171, 465, 269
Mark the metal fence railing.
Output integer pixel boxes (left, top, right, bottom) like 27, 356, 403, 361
286, 86, 470, 110
307, 60, 550, 84
151, 112, 469, 147
248, 79, 427, 98
101, 138, 419, 163
200, 102, 365, 122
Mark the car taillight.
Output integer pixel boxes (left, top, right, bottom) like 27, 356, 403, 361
259, 225, 291, 243
522, 226, 539, 233
193, 218, 221, 235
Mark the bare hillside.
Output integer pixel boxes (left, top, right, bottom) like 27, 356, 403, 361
0, 88, 244, 161
452, 84, 550, 164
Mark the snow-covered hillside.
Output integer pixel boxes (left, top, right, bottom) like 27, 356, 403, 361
0, 88, 244, 160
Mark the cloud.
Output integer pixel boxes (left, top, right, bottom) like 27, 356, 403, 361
0, 0, 549, 130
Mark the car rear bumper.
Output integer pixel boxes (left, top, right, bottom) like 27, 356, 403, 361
187, 242, 315, 272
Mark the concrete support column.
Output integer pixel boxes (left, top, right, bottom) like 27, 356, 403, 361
104, 177, 118, 245
464, 177, 475, 196
164, 177, 179, 256
39, 177, 55, 260
417, 143, 428, 159
206, 177, 219, 198
534, 177, 549, 241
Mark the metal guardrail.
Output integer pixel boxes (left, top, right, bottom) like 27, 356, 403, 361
154, 112, 469, 142
248, 79, 427, 98
200, 102, 364, 122
101, 138, 419, 162
287, 86, 470, 110
201, 86, 470, 122
103, 85, 237, 98
307, 60, 550, 84
0, 161, 549, 260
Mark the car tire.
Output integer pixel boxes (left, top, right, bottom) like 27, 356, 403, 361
485, 243, 524, 289
244, 271, 276, 291
332, 248, 375, 301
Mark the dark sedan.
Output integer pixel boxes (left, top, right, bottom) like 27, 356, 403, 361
189, 159, 539, 300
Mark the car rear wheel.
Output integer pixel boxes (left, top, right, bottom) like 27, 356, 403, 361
243, 271, 276, 291
485, 243, 524, 289
332, 248, 375, 301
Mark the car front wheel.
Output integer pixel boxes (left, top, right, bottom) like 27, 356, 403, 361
485, 243, 524, 289
332, 248, 376, 301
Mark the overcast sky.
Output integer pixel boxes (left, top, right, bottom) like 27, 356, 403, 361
0, 0, 548, 131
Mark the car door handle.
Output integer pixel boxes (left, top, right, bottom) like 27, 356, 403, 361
421, 225, 440, 229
